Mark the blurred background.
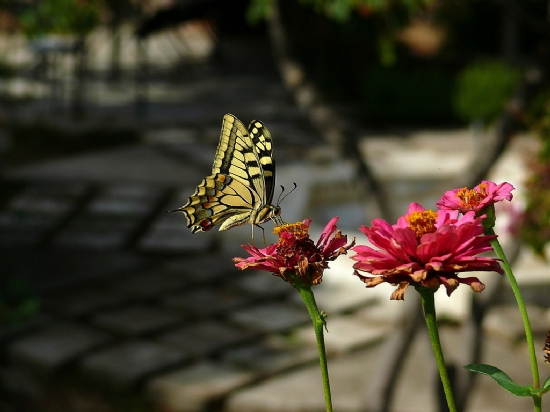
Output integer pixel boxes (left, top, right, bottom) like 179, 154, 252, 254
0, 0, 550, 411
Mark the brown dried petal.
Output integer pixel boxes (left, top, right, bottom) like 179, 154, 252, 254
297, 256, 309, 277
443, 278, 459, 293
469, 281, 486, 293
390, 283, 409, 300
423, 277, 442, 290
411, 270, 426, 282
310, 262, 325, 285
543, 330, 550, 363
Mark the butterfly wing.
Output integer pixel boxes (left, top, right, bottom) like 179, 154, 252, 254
212, 114, 264, 192
179, 173, 263, 233
176, 114, 276, 233
247, 119, 276, 205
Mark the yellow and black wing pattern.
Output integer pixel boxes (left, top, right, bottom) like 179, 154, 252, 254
175, 114, 280, 233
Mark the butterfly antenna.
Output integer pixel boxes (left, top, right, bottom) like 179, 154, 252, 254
276, 182, 298, 207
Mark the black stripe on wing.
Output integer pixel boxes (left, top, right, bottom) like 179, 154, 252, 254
212, 114, 265, 199
212, 114, 251, 175
248, 119, 275, 205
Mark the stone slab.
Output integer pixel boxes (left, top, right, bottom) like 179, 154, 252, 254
0, 366, 42, 398
235, 271, 293, 298
229, 302, 310, 333
80, 340, 188, 390
483, 304, 549, 341
147, 362, 254, 412
226, 343, 387, 412
53, 229, 131, 249
138, 225, 212, 253
293, 262, 375, 314
5, 146, 204, 186
162, 287, 252, 317
90, 305, 183, 336
0, 227, 46, 246
108, 270, 188, 299
223, 335, 317, 374
295, 314, 391, 355
0, 250, 150, 294
159, 256, 238, 285
44, 287, 132, 317
8, 323, 111, 373
157, 320, 254, 357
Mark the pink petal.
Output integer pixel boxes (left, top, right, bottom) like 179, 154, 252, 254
479, 180, 514, 202
317, 216, 339, 249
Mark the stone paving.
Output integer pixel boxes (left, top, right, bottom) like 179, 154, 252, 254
1, 37, 550, 412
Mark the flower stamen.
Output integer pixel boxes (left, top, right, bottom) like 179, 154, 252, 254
406, 210, 438, 238
455, 183, 489, 210
274, 222, 309, 238
236, 217, 353, 287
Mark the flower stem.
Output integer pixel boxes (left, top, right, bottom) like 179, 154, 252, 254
294, 283, 333, 412
418, 287, 458, 412
488, 230, 542, 411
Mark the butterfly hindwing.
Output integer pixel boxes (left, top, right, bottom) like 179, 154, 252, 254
176, 114, 280, 233
180, 173, 261, 232
247, 119, 275, 205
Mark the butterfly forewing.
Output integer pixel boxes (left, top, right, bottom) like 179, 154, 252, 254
212, 115, 255, 179
176, 114, 279, 233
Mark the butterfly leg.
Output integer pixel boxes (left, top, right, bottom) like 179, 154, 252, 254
261, 225, 267, 246
252, 224, 267, 246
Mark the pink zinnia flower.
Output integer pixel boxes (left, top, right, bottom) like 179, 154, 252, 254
352, 203, 504, 300
436, 180, 514, 214
234, 217, 354, 286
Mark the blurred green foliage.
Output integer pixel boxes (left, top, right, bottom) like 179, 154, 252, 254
248, 0, 434, 23
0, 278, 40, 325
529, 92, 550, 160
361, 64, 455, 125
520, 96, 550, 257
18, 0, 103, 37
452, 59, 521, 124
0, 60, 14, 78
253, 0, 530, 126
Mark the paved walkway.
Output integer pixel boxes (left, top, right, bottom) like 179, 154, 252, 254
1, 36, 549, 412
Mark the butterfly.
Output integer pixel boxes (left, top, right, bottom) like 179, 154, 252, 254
173, 113, 281, 234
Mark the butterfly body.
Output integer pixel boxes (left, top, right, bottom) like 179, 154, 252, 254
176, 114, 280, 233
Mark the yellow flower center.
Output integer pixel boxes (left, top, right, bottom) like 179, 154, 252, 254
406, 210, 438, 237
454, 183, 488, 209
273, 221, 319, 270
273, 222, 309, 239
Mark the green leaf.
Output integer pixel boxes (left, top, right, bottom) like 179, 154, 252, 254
464, 364, 534, 397
453, 59, 521, 124
531, 376, 550, 395
529, 380, 550, 395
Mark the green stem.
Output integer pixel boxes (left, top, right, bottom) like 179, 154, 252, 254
418, 287, 458, 412
488, 230, 542, 411
295, 283, 333, 412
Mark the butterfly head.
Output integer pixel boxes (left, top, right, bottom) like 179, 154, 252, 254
271, 205, 284, 226
255, 204, 281, 226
